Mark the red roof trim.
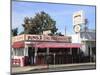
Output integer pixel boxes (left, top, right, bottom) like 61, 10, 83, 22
27, 42, 81, 48
12, 42, 24, 48
12, 41, 81, 48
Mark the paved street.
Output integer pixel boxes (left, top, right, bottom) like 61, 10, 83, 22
12, 63, 96, 75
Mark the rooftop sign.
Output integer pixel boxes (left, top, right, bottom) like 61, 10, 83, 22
73, 10, 85, 26
26, 34, 71, 42
12, 34, 71, 43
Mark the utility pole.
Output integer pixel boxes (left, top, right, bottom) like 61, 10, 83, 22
65, 25, 67, 36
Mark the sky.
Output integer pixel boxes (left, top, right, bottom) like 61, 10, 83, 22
12, 1, 96, 35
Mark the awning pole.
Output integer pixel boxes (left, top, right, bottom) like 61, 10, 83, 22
47, 47, 49, 67
70, 48, 73, 64
54, 53, 55, 67
47, 48, 49, 55
78, 48, 80, 63
24, 44, 28, 56
90, 43, 92, 62
34, 43, 38, 64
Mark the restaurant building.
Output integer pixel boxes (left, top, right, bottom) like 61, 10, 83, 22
11, 10, 96, 67
12, 34, 82, 67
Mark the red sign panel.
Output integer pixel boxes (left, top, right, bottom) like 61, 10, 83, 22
26, 34, 71, 42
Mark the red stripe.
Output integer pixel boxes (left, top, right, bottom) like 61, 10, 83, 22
12, 41, 81, 48
12, 41, 24, 48
12, 59, 21, 65
27, 42, 81, 48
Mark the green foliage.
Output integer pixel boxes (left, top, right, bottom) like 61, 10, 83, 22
55, 32, 64, 36
11, 28, 18, 36
22, 11, 58, 34
19, 31, 24, 35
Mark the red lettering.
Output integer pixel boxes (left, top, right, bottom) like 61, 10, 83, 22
27, 35, 70, 42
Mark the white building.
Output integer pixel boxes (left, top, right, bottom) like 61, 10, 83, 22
70, 30, 96, 59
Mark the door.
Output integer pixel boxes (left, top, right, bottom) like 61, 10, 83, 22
28, 47, 35, 65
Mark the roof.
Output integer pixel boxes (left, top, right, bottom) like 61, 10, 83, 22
80, 31, 95, 41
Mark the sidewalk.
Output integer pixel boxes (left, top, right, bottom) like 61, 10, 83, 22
49, 63, 96, 68
12, 63, 96, 73
12, 65, 48, 73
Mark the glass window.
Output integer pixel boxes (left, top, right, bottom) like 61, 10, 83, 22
13, 48, 24, 56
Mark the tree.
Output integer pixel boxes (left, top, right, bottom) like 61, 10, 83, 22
55, 32, 64, 36
19, 31, 24, 35
11, 28, 18, 36
85, 19, 88, 25
22, 11, 58, 34
83, 19, 89, 32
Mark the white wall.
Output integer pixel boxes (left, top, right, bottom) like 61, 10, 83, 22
69, 33, 81, 43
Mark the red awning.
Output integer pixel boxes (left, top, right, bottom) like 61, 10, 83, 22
12, 41, 81, 48
27, 42, 81, 48
12, 42, 24, 48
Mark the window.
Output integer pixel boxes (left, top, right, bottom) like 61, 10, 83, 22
13, 48, 24, 56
